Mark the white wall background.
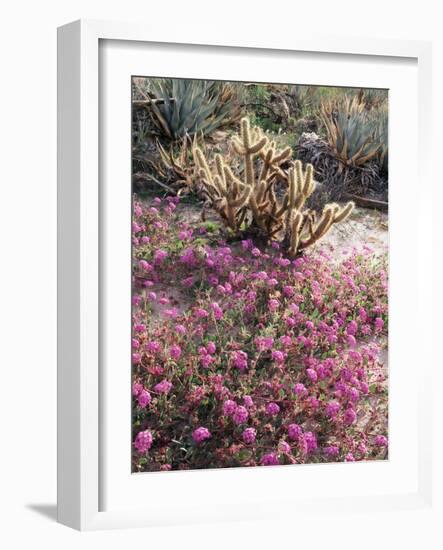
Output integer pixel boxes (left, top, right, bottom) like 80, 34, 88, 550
0, 1, 441, 548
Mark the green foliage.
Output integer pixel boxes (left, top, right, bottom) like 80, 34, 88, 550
288, 85, 314, 116
358, 88, 388, 110
320, 96, 384, 168
148, 79, 241, 140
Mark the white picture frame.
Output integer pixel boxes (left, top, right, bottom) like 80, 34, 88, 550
57, 19, 436, 532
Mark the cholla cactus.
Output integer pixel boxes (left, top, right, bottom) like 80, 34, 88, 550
194, 117, 354, 257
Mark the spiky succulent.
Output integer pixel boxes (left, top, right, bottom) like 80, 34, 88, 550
194, 117, 354, 257
320, 96, 382, 168
146, 79, 241, 140
155, 135, 198, 193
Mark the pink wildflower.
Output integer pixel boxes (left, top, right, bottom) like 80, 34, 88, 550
233, 405, 249, 425
242, 427, 257, 444
146, 340, 161, 354
326, 401, 340, 418
137, 389, 151, 408
182, 276, 195, 287
346, 320, 358, 336
306, 368, 318, 382
279, 335, 292, 347
358, 307, 368, 322
283, 285, 295, 297
266, 402, 280, 416
324, 445, 339, 458
347, 334, 357, 349
255, 271, 268, 281
134, 430, 153, 453
138, 259, 152, 272
169, 344, 182, 361
271, 350, 286, 364
344, 407, 357, 425
222, 400, 237, 416
375, 317, 384, 331
243, 395, 254, 408
206, 341, 216, 354
302, 431, 317, 453
232, 350, 248, 371
287, 423, 303, 441
210, 302, 223, 320
175, 324, 186, 335
375, 435, 388, 447
255, 336, 274, 351
200, 354, 215, 368
278, 440, 291, 454
192, 427, 211, 444
195, 308, 209, 319
293, 383, 307, 397
154, 249, 168, 264
154, 379, 172, 394
268, 299, 280, 312
260, 452, 279, 466
285, 317, 296, 328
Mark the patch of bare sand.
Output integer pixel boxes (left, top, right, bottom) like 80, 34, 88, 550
311, 207, 388, 258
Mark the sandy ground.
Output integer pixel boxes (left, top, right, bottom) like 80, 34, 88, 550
174, 201, 388, 257
312, 206, 388, 257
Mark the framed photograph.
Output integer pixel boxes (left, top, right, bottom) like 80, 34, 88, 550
57, 19, 435, 531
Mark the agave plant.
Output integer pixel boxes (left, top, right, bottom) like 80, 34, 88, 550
146, 79, 241, 140
373, 106, 388, 176
289, 84, 314, 116
320, 96, 382, 168
357, 88, 388, 110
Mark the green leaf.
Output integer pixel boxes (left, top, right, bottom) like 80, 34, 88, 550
234, 449, 253, 463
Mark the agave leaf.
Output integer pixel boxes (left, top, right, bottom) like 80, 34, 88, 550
355, 145, 382, 166
150, 101, 173, 139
